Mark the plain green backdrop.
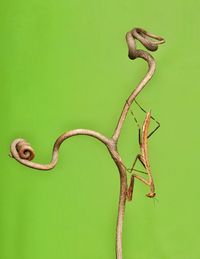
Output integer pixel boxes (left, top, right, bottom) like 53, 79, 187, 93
0, 0, 199, 258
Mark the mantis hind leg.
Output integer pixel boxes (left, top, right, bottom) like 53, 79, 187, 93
129, 109, 142, 145
134, 99, 160, 139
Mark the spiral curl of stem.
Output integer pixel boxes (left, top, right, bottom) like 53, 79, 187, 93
10, 129, 111, 170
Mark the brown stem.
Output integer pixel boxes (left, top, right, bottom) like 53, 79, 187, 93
10, 27, 165, 259
112, 28, 164, 142
10, 129, 110, 170
115, 161, 127, 259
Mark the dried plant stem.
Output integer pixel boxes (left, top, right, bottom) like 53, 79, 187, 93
10, 28, 165, 259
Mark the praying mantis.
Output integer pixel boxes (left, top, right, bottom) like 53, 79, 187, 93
126, 100, 160, 201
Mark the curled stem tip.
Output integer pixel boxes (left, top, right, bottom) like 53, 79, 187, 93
10, 139, 35, 161
126, 27, 165, 60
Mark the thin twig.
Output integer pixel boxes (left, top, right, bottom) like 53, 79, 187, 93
10, 27, 165, 259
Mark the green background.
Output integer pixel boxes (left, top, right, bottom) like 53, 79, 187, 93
0, 0, 199, 258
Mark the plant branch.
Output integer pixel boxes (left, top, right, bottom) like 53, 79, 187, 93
112, 28, 164, 142
10, 27, 165, 259
10, 129, 111, 170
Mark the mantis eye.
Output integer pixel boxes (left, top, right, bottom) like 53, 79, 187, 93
146, 192, 156, 198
